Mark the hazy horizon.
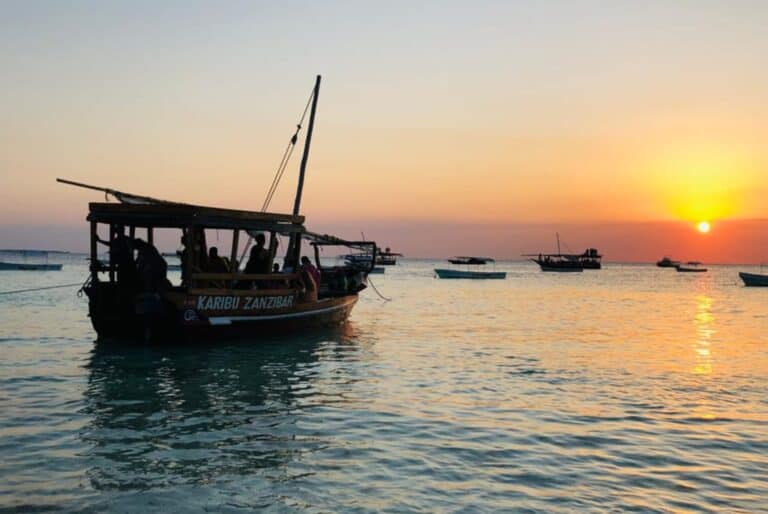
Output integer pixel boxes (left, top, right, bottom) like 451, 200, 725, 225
2, 217, 766, 264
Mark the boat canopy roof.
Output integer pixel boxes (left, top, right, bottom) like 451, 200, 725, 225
87, 202, 305, 233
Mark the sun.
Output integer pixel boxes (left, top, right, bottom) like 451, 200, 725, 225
697, 221, 711, 233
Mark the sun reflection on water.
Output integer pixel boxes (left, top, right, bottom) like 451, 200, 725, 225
692, 295, 715, 376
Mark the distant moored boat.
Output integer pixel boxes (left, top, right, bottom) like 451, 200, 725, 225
656, 256, 680, 268
435, 257, 506, 279
675, 262, 707, 273
523, 233, 599, 272
739, 271, 768, 287
0, 250, 63, 271
0, 262, 63, 271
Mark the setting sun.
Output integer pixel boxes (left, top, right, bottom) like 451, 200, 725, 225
697, 221, 711, 233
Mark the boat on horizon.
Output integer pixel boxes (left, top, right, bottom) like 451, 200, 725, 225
676, 261, 707, 273
0, 250, 63, 271
739, 263, 768, 286
739, 271, 768, 286
524, 234, 600, 272
342, 245, 403, 267
435, 257, 506, 279
656, 256, 680, 268
376, 247, 403, 266
58, 75, 379, 343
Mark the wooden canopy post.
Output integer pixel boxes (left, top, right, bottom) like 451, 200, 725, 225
108, 224, 116, 282
230, 229, 240, 271
90, 221, 98, 282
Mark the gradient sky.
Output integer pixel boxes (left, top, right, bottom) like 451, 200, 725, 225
1, 1, 767, 261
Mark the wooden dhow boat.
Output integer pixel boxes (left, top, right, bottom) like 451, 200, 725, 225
59, 76, 378, 342
523, 234, 598, 272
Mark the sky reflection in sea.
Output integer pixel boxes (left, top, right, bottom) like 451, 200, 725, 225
0, 261, 766, 512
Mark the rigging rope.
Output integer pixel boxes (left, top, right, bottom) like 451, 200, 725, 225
238, 87, 315, 264
0, 282, 83, 296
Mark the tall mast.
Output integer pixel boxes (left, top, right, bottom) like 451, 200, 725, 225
556, 232, 561, 255
292, 75, 321, 217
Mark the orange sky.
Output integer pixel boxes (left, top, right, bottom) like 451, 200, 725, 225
1, 2, 767, 261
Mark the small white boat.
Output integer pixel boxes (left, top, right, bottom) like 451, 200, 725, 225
739, 271, 768, 287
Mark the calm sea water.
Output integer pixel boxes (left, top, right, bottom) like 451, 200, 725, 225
1, 259, 766, 513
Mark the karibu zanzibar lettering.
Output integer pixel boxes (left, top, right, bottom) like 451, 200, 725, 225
196, 295, 295, 311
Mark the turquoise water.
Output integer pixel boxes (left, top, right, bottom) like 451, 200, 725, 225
1, 260, 767, 512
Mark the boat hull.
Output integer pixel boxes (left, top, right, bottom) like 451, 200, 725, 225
434, 268, 506, 279
86, 282, 359, 342
539, 266, 583, 272
533, 260, 583, 272
0, 262, 62, 271
739, 272, 768, 287
676, 267, 707, 273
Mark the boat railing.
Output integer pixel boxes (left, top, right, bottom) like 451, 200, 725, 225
190, 272, 301, 291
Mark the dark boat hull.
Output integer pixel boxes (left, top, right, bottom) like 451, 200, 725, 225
533, 259, 583, 272
0, 262, 63, 271
86, 282, 359, 342
434, 268, 506, 279
739, 272, 768, 287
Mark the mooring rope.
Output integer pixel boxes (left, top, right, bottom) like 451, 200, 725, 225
0, 282, 83, 296
367, 277, 391, 302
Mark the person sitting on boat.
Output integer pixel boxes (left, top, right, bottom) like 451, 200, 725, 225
299, 263, 318, 302
206, 247, 229, 273
205, 246, 229, 288
300, 256, 321, 289
97, 226, 138, 307
133, 239, 169, 293
265, 262, 289, 289
178, 233, 206, 286
243, 233, 279, 288
244, 234, 273, 274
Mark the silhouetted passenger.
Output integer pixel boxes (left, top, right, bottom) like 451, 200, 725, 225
133, 239, 168, 293
207, 247, 229, 273
300, 256, 320, 289
244, 234, 271, 274
299, 265, 318, 302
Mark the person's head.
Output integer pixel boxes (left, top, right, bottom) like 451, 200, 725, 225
273, 263, 280, 272
255, 233, 266, 247
209, 247, 219, 258
301, 256, 311, 266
